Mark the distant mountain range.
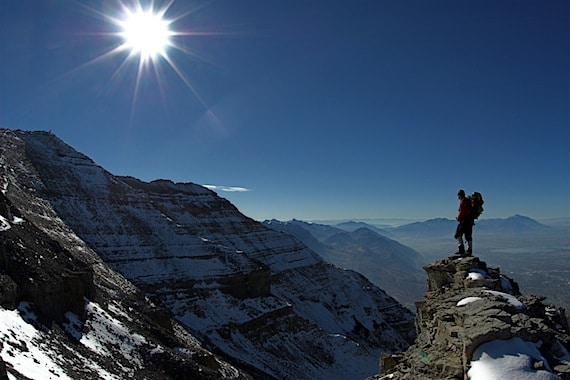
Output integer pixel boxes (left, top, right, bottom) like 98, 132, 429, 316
264, 219, 425, 310
263, 215, 556, 310
334, 215, 551, 239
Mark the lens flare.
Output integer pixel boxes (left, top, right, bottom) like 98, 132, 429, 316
119, 7, 173, 62
70, 0, 222, 122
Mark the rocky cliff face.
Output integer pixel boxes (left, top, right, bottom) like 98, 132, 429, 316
372, 255, 570, 380
0, 139, 254, 379
0, 129, 415, 379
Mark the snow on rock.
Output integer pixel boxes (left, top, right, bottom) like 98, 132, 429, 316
70, 302, 147, 370
457, 296, 483, 306
500, 275, 514, 292
468, 338, 561, 380
0, 214, 10, 231
0, 303, 72, 380
0, 129, 265, 379
483, 289, 525, 309
373, 255, 570, 380
467, 269, 486, 281
0, 214, 24, 232
0, 296, 247, 380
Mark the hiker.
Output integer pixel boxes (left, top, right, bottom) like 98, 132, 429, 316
454, 189, 473, 255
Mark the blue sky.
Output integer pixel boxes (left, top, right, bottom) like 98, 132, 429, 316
1, 0, 569, 221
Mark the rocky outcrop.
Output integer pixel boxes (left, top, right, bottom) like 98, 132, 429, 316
372, 255, 570, 379
217, 265, 271, 299
0, 191, 95, 323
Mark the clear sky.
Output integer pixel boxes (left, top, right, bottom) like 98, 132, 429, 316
1, 0, 569, 221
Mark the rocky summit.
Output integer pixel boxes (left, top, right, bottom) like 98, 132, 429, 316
371, 255, 570, 380
0, 128, 415, 379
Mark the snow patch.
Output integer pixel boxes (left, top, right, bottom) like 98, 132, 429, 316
457, 297, 483, 306
468, 337, 560, 380
483, 290, 524, 309
0, 303, 72, 380
0, 214, 10, 231
467, 271, 486, 281
79, 301, 147, 371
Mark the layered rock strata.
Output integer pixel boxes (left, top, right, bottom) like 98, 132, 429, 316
0, 161, 253, 379
1, 128, 416, 379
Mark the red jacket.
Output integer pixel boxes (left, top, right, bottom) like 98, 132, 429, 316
457, 198, 472, 221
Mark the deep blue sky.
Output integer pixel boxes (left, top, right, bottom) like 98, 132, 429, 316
1, 0, 569, 221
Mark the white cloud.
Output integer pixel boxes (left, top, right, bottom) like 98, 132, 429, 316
204, 185, 251, 193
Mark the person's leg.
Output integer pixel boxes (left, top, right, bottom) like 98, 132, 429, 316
466, 239, 472, 255
455, 223, 465, 254
465, 222, 473, 255
456, 239, 465, 254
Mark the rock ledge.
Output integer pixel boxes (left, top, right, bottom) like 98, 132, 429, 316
371, 255, 570, 380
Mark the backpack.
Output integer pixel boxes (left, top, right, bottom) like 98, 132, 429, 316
469, 192, 484, 219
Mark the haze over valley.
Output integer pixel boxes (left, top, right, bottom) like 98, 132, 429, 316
293, 216, 570, 314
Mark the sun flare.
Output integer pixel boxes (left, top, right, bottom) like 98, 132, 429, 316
71, 0, 223, 121
119, 7, 172, 61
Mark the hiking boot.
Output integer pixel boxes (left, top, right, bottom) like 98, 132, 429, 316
466, 249, 473, 256
454, 245, 465, 255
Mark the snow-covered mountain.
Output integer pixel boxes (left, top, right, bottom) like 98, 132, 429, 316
0, 146, 251, 379
0, 129, 415, 379
263, 219, 424, 310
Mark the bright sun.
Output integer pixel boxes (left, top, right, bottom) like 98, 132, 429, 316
74, 0, 221, 119
119, 7, 172, 62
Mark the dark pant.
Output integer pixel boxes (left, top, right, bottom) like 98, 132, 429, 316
454, 220, 473, 241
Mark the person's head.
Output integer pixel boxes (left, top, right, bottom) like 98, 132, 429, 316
457, 189, 465, 199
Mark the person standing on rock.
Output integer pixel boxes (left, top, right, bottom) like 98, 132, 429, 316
454, 189, 473, 256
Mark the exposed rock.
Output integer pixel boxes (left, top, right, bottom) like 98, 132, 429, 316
0, 274, 17, 309
370, 255, 570, 379
0, 191, 95, 323
217, 265, 271, 299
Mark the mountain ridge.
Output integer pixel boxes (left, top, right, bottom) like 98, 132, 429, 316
0, 132, 255, 379
0, 128, 415, 379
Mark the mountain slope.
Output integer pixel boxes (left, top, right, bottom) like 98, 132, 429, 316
1, 129, 415, 379
263, 220, 425, 310
0, 137, 253, 379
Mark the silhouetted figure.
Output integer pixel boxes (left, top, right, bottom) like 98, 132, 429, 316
454, 189, 473, 255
